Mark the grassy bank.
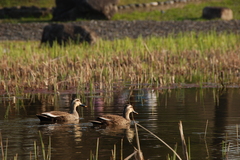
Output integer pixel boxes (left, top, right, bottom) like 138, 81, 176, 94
113, 0, 240, 21
0, 0, 165, 8
0, 31, 239, 94
1, 0, 239, 22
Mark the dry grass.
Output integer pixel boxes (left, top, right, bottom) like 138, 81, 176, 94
0, 32, 239, 95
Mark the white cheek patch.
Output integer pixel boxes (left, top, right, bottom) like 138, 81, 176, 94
42, 113, 59, 118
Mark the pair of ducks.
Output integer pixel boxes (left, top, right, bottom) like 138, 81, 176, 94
36, 98, 138, 126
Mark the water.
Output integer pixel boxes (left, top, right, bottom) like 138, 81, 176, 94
1, 88, 240, 160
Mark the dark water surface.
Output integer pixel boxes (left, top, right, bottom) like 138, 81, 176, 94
1, 88, 240, 160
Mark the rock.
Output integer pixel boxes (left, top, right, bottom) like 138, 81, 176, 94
202, 7, 233, 20
52, 0, 119, 21
0, 6, 52, 19
150, 2, 159, 6
158, 2, 164, 5
41, 24, 97, 46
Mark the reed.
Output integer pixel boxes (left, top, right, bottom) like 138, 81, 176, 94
166, 144, 177, 160
237, 124, 239, 153
0, 32, 239, 95
179, 121, 188, 160
0, 131, 51, 160
90, 137, 99, 160
136, 123, 182, 160
37, 131, 51, 160
111, 144, 116, 160
0, 132, 7, 160
96, 138, 99, 160
221, 140, 230, 159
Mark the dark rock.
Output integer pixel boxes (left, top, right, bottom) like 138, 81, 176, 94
52, 0, 119, 21
118, 6, 123, 10
158, 1, 164, 5
179, 0, 187, 3
202, 7, 233, 20
0, 6, 52, 19
136, 3, 144, 7
41, 24, 97, 46
128, 4, 136, 8
143, 3, 151, 7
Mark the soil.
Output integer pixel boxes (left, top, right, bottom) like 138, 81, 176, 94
0, 20, 239, 41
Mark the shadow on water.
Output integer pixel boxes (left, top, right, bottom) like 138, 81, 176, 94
1, 87, 240, 160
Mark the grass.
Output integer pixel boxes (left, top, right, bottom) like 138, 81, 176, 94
0, 0, 166, 8
0, 0, 55, 8
0, 131, 51, 160
0, 0, 239, 22
120, 0, 167, 5
0, 31, 239, 95
113, 0, 240, 21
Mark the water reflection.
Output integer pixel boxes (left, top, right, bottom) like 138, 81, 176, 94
95, 125, 135, 143
1, 88, 240, 159
131, 89, 158, 107
212, 89, 240, 159
38, 122, 83, 152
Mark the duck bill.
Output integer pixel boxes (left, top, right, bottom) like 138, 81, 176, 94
80, 104, 87, 107
132, 110, 138, 114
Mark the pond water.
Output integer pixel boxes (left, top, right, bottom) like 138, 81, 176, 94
1, 87, 240, 160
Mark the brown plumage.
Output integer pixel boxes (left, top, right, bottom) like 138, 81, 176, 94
36, 98, 87, 123
91, 104, 138, 126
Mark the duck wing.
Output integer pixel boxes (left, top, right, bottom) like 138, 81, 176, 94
36, 111, 67, 122
92, 115, 124, 125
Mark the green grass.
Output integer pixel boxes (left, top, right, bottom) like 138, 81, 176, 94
113, 0, 240, 21
120, 0, 166, 5
0, 0, 55, 8
0, 0, 164, 8
1, 0, 239, 22
0, 131, 51, 160
0, 31, 239, 94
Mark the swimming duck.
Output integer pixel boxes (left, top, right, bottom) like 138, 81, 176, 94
91, 104, 138, 126
36, 98, 87, 123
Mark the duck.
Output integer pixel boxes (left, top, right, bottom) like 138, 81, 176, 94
91, 104, 138, 126
36, 98, 87, 123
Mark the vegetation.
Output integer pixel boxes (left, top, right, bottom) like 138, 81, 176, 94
113, 0, 240, 21
0, 0, 55, 8
0, 131, 51, 160
0, 31, 239, 94
0, 0, 165, 8
0, 0, 239, 22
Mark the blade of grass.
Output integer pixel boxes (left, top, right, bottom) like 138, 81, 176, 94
237, 124, 239, 153
96, 137, 99, 160
136, 123, 182, 160
4, 138, 8, 160
38, 131, 46, 160
134, 122, 144, 160
47, 136, 51, 160
34, 141, 37, 160
204, 120, 208, 139
0, 132, 4, 160
179, 121, 189, 160
121, 139, 123, 160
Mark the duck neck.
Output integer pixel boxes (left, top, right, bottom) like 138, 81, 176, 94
69, 104, 79, 117
123, 110, 131, 120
